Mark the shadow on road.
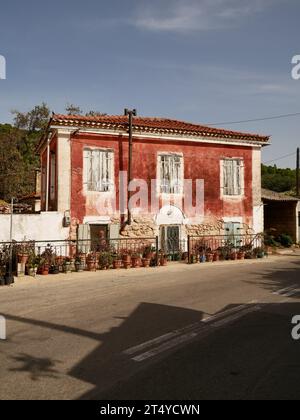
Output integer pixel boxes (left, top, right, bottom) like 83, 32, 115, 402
244, 258, 300, 297
9, 353, 61, 381
1, 259, 300, 399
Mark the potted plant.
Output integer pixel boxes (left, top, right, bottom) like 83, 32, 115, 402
16, 242, 30, 265
206, 251, 214, 263
78, 253, 87, 266
38, 245, 56, 275
230, 250, 238, 261
218, 246, 228, 261
99, 252, 113, 270
143, 246, 156, 260
26, 253, 39, 277
63, 257, 72, 274
182, 252, 189, 263
189, 253, 198, 264
213, 251, 220, 262
199, 254, 206, 263
131, 253, 141, 268
75, 256, 85, 272
86, 253, 97, 271
122, 252, 132, 269
254, 247, 265, 259
245, 250, 254, 259
237, 249, 246, 260
159, 252, 168, 267
142, 257, 151, 268
39, 258, 49, 275
49, 264, 60, 275
113, 254, 123, 270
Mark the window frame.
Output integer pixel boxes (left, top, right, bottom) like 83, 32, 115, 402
221, 158, 245, 198
157, 153, 184, 196
83, 148, 115, 193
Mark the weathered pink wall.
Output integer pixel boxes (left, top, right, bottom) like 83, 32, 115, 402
69, 133, 253, 226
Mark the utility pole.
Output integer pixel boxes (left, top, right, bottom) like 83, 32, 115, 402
297, 148, 300, 197
124, 108, 137, 225
7, 198, 15, 285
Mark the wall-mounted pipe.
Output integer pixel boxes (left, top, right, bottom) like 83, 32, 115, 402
45, 133, 51, 212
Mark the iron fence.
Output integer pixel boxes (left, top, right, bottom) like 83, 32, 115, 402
0, 237, 160, 276
0, 233, 266, 278
188, 234, 265, 262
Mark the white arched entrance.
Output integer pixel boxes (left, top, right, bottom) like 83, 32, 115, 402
155, 206, 187, 255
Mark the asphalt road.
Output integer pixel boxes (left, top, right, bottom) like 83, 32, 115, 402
0, 256, 300, 400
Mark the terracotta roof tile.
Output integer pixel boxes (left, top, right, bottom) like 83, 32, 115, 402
50, 114, 270, 143
262, 188, 299, 202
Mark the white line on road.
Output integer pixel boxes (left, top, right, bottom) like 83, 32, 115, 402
273, 285, 298, 296
129, 303, 261, 363
282, 288, 300, 298
123, 303, 254, 357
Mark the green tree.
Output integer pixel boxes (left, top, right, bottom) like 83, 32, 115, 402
65, 104, 82, 115
0, 125, 28, 200
262, 164, 296, 193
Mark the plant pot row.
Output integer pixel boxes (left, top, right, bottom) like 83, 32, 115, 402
190, 251, 247, 264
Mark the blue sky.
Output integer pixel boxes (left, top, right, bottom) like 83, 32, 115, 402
0, 0, 300, 167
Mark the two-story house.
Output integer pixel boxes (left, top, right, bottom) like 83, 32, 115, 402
37, 114, 269, 248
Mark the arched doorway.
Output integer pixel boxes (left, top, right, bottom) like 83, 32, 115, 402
156, 206, 187, 257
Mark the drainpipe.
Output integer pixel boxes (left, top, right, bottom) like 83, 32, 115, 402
124, 108, 137, 225
45, 133, 51, 212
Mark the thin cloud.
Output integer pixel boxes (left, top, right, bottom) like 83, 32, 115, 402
133, 0, 273, 32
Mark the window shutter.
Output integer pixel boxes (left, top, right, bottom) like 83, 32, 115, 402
83, 149, 114, 192
159, 154, 183, 194
77, 224, 91, 253
109, 223, 120, 240
222, 159, 243, 196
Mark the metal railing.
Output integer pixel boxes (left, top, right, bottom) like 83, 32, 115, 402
0, 238, 160, 276
0, 233, 265, 277
187, 234, 264, 262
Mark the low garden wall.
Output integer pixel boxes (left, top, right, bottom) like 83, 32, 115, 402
0, 212, 69, 242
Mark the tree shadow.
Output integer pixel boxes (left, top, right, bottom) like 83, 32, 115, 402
243, 259, 300, 297
9, 353, 61, 382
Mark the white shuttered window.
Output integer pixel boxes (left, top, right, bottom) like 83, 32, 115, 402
222, 159, 244, 196
83, 149, 114, 192
159, 154, 183, 194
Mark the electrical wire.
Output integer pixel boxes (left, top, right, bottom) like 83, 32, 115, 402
207, 112, 300, 126
263, 152, 296, 165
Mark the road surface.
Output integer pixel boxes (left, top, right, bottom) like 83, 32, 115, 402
0, 256, 300, 400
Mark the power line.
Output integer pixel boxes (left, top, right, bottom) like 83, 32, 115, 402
263, 152, 296, 165
207, 112, 300, 126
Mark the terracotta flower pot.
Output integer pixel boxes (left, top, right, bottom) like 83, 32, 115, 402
142, 258, 151, 268
123, 255, 131, 269
213, 253, 220, 262
206, 253, 214, 263
18, 254, 29, 265
231, 252, 238, 261
237, 252, 245, 260
87, 257, 96, 272
160, 258, 168, 267
131, 257, 141, 268
113, 260, 122, 270
87, 262, 96, 272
